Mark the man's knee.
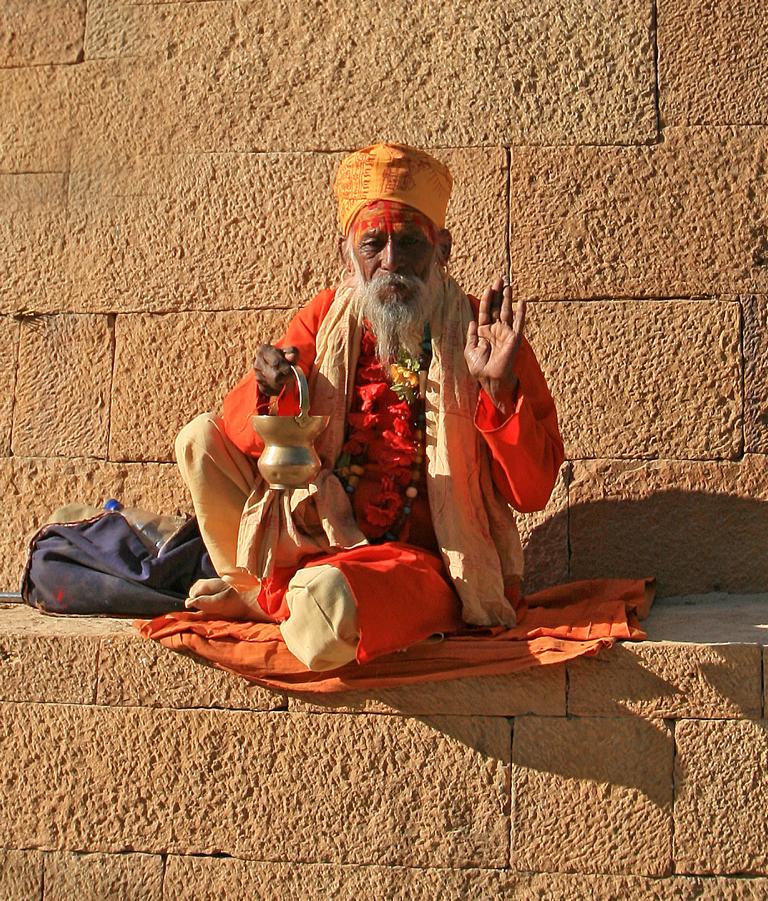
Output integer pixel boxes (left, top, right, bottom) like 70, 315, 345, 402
174, 412, 221, 465
280, 564, 359, 672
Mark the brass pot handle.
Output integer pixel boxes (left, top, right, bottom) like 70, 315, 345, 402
291, 365, 311, 426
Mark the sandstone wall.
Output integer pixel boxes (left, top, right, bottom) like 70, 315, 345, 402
3, 604, 768, 899
1, 1, 767, 593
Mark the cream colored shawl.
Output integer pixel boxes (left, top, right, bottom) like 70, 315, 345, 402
236, 275, 523, 627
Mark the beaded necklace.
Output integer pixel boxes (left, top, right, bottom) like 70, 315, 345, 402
334, 322, 432, 543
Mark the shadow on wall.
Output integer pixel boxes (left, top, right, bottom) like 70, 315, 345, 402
524, 490, 768, 598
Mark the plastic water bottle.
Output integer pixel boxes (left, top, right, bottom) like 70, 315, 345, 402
103, 499, 187, 552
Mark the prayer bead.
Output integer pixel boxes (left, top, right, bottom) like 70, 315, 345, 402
405, 486, 418, 499
350, 464, 365, 476
347, 474, 360, 487
402, 505, 412, 515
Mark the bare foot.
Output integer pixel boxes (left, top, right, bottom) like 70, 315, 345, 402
185, 577, 271, 622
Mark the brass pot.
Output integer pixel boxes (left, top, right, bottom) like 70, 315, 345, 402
251, 365, 329, 489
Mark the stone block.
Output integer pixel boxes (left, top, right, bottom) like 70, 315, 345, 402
511, 127, 768, 300
0, 66, 72, 171
569, 456, 768, 596
658, 0, 768, 126
0, 634, 99, 705
0, 316, 19, 455
0, 458, 189, 589
0, 174, 68, 216
525, 300, 742, 460
97, 635, 286, 711
0, 850, 42, 901
743, 295, 768, 453
43, 851, 163, 901
0, 1, 85, 66
13, 315, 112, 458
162, 857, 737, 900
516, 462, 569, 595
568, 641, 762, 719
82, 1, 655, 148
289, 665, 565, 717
110, 310, 292, 461
675, 720, 768, 874
0, 211, 67, 315
0, 705, 510, 867
512, 716, 674, 875
646, 593, 768, 645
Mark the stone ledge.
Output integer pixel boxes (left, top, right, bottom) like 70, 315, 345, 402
7, 850, 768, 900
2, 593, 766, 718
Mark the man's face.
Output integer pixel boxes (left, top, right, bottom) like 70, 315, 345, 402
348, 201, 438, 298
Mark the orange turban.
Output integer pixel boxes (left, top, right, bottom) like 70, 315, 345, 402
333, 143, 453, 235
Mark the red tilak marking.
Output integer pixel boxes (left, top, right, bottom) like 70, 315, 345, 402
352, 200, 436, 243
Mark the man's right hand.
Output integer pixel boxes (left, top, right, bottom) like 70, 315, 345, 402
253, 344, 300, 396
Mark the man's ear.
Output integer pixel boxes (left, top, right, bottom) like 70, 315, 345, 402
435, 228, 452, 266
338, 234, 354, 273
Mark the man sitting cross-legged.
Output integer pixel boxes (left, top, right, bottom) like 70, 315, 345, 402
175, 143, 564, 671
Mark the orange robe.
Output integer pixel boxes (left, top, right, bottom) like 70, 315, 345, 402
217, 288, 565, 663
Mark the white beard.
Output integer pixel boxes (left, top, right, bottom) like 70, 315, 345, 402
348, 263, 443, 364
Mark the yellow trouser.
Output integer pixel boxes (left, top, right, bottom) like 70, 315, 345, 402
175, 413, 358, 671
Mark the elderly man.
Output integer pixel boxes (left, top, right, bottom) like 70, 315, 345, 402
176, 143, 563, 671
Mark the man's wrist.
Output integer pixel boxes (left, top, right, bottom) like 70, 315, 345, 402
479, 376, 519, 417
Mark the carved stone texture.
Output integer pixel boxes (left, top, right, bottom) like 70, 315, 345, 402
97, 635, 286, 712
0, 66, 72, 171
675, 720, 768, 874
288, 664, 565, 718
0, 0, 85, 66
43, 852, 163, 901
0, 704, 510, 867
568, 642, 762, 719
13, 314, 112, 458
81, 0, 655, 148
569, 456, 768, 596
525, 299, 742, 460
742, 295, 768, 453
0, 316, 19, 456
658, 0, 768, 126
163, 857, 767, 900
512, 716, 674, 876
0, 850, 42, 900
511, 127, 768, 300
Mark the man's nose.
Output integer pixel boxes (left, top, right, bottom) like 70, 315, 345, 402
380, 236, 401, 271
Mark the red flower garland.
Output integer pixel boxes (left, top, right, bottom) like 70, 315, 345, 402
340, 327, 420, 538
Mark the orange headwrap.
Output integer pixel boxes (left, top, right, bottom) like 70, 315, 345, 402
333, 143, 453, 235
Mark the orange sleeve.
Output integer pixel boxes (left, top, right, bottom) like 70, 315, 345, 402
220, 289, 336, 456
474, 337, 565, 514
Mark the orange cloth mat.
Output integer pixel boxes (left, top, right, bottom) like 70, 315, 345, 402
136, 578, 654, 693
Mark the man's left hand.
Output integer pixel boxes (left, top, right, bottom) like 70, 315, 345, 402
464, 276, 526, 417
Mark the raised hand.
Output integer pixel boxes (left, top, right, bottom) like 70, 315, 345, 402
254, 344, 300, 396
464, 276, 526, 415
